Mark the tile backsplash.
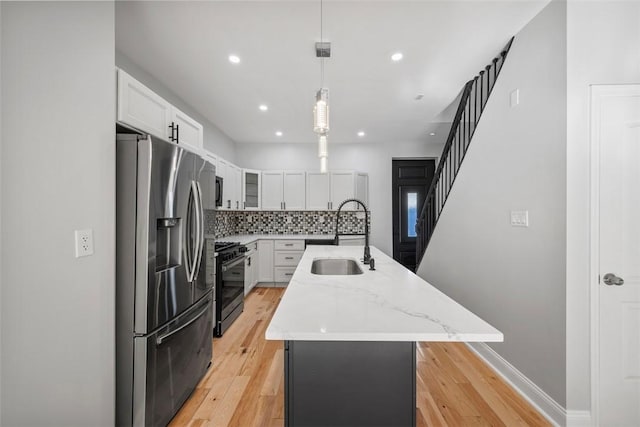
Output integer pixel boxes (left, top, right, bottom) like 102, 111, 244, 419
205, 210, 370, 239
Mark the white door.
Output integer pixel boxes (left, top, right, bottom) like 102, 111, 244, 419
307, 172, 330, 210
233, 165, 243, 210
283, 171, 306, 210
171, 107, 203, 153
593, 85, 640, 426
262, 172, 284, 210
330, 172, 355, 210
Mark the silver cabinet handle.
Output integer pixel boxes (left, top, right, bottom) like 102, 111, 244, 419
603, 273, 624, 286
285, 256, 294, 260
284, 201, 286, 210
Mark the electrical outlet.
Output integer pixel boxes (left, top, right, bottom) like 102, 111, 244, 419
75, 229, 94, 257
510, 211, 529, 227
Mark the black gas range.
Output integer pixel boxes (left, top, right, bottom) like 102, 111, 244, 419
214, 241, 247, 336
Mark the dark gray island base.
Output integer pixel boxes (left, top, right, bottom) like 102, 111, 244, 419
284, 340, 417, 427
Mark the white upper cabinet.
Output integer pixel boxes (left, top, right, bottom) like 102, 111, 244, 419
170, 106, 203, 153
306, 172, 331, 210
242, 169, 262, 210
117, 68, 203, 152
261, 172, 285, 210
330, 171, 356, 210
117, 68, 171, 140
355, 172, 369, 210
283, 171, 306, 210
233, 165, 242, 210
261, 171, 306, 210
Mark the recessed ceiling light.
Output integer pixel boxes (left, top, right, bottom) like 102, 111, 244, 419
429, 132, 436, 136
228, 55, 241, 64
259, 104, 268, 112
357, 131, 366, 137
275, 131, 283, 137
391, 52, 403, 62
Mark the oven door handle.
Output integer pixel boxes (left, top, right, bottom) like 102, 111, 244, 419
221, 256, 245, 271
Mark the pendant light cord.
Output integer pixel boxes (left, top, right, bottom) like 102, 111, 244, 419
320, 0, 324, 87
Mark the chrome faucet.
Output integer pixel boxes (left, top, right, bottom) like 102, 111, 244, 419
333, 198, 371, 264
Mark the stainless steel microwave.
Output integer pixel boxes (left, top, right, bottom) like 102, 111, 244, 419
215, 176, 223, 207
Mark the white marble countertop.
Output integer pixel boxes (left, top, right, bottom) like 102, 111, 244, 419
265, 245, 503, 342
206, 234, 363, 245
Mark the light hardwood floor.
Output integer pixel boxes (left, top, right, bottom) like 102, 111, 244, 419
170, 287, 551, 427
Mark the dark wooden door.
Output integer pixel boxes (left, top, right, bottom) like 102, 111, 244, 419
392, 159, 435, 271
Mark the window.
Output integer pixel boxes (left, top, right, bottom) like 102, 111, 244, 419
407, 192, 417, 238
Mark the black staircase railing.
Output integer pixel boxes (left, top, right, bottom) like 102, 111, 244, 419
416, 37, 514, 266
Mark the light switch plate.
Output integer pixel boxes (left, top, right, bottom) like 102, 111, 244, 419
510, 211, 529, 227
510, 89, 520, 107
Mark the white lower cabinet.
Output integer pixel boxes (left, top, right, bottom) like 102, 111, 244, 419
244, 242, 259, 296
274, 240, 304, 286
257, 240, 274, 284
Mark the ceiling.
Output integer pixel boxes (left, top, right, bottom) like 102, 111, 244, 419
115, 1, 548, 145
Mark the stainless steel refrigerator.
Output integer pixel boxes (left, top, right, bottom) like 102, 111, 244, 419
116, 133, 216, 426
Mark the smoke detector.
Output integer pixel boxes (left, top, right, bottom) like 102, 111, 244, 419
315, 42, 331, 58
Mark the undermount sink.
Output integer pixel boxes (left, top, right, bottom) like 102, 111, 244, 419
311, 258, 364, 275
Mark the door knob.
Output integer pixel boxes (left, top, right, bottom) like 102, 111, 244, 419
603, 273, 624, 286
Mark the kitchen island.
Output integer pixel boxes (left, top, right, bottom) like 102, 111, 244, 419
265, 245, 503, 427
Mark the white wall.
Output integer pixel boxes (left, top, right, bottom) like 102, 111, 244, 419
115, 50, 237, 162
236, 141, 444, 256
417, 1, 567, 407
1, 2, 115, 425
566, 0, 640, 415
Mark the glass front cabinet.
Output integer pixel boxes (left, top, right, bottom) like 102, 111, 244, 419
242, 169, 262, 210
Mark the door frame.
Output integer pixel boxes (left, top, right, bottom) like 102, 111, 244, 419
391, 157, 438, 268
589, 84, 640, 424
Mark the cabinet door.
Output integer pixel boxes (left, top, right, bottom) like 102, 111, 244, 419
258, 240, 274, 283
243, 169, 262, 210
306, 172, 331, 210
262, 172, 284, 210
217, 158, 230, 209
283, 171, 306, 210
355, 173, 369, 210
171, 107, 204, 153
244, 256, 252, 296
233, 166, 243, 210
117, 68, 171, 140
330, 172, 356, 210
251, 250, 259, 286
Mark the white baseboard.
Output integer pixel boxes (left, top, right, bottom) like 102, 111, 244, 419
566, 410, 593, 427
465, 342, 567, 427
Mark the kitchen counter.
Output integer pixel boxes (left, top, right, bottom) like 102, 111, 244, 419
205, 234, 363, 245
265, 245, 503, 342
266, 245, 502, 426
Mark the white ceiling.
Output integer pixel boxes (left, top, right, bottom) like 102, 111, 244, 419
115, 1, 548, 145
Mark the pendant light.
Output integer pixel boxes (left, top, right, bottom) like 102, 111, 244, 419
314, 0, 330, 173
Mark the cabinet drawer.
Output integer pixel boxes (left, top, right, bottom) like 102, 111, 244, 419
274, 251, 303, 266
274, 267, 296, 283
274, 240, 305, 251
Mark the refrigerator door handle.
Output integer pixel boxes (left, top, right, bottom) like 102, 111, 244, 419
185, 181, 199, 282
155, 303, 209, 345
192, 181, 205, 280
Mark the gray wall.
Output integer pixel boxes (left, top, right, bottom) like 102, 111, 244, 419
115, 50, 237, 162
236, 141, 444, 256
417, 1, 567, 406
566, 0, 640, 412
1, 2, 115, 425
